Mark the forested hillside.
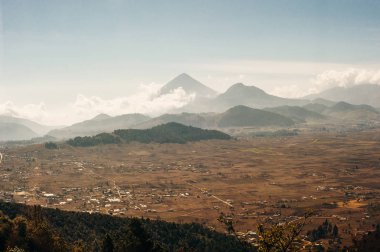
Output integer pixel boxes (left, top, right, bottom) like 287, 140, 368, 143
66, 122, 231, 147
0, 202, 251, 252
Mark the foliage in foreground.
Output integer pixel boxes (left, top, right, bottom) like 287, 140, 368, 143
218, 211, 313, 252
1, 201, 379, 251
351, 224, 380, 252
0, 202, 251, 252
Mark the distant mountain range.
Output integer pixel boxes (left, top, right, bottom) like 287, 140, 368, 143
162, 74, 380, 110
2, 74, 380, 142
305, 84, 380, 108
0, 115, 60, 142
322, 101, 380, 122
47, 113, 151, 139
302, 101, 380, 122
139, 102, 379, 130
136, 105, 295, 130
0, 115, 56, 135
164, 74, 380, 113
49, 105, 297, 139
52, 100, 380, 141
0, 122, 39, 141
213, 83, 309, 111
264, 105, 326, 123
176, 81, 311, 113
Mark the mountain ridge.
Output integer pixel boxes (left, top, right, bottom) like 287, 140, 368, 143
0, 122, 39, 141
304, 84, 380, 107
48, 113, 151, 139
213, 83, 309, 111
0, 115, 58, 135
217, 105, 295, 128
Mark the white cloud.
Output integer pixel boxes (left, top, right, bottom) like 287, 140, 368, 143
0, 101, 49, 122
271, 68, 380, 98
71, 83, 195, 118
0, 83, 196, 125
311, 68, 380, 93
271, 85, 309, 98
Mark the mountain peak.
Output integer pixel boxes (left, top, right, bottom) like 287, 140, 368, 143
91, 113, 111, 121
176, 73, 192, 79
230, 83, 246, 88
223, 83, 267, 97
159, 74, 217, 97
167, 73, 203, 86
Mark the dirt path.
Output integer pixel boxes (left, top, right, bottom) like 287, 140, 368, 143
186, 182, 233, 208
113, 180, 122, 198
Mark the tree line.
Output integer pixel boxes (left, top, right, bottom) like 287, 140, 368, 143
0, 202, 250, 252
66, 122, 231, 147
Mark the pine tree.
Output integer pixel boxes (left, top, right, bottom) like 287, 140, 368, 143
332, 225, 339, 238
102, 234, 114, 252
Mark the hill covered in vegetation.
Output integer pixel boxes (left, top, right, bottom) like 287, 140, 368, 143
0, 202, 251, 252
264, 105, 326, 123
66, 122, 231, 147
216, 105, 295, 128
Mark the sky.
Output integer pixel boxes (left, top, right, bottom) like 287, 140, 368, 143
0, 0, 380, 125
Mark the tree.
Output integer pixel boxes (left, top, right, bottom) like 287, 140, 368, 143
257, 219, 307, 252
0, 213, 13, 251
120, 219, 158, 252
102, 234, 114, 252
332, 225, 338, 238
44, 142, 58, 149
217, 212, 236, 235
218, 210, 313, 252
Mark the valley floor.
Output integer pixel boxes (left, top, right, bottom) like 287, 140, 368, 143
1, 127, 380, 248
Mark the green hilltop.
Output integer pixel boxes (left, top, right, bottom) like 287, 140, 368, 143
66, 122, 231, 147
216, 105, 295, 128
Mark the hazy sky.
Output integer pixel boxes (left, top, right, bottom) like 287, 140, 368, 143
1, 0, 380, 125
